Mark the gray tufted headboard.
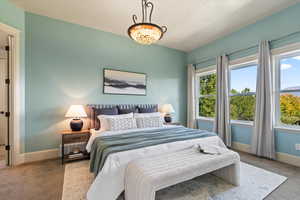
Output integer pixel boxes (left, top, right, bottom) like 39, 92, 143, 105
86, 104, 158, 130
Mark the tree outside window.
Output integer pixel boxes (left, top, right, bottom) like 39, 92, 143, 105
198, 73, 216, 118
197, 63, 257, 122
278, 54, 300, 126
230, 64, 257, 122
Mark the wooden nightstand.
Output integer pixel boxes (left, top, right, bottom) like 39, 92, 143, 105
164, 122, 181, 126
59, 129, 90, 164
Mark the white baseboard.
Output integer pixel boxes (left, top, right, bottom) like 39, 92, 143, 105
232, 142, 300, 167
232, 142, 251, 153
19, 148, 60, 164
15, 153, 24, 165
276, 152, 300, 168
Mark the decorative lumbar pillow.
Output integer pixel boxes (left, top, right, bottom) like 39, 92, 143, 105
106, 117, 137, 131
97, 113, 135, 131
134, 112, 163, 128
138, 106, 157, 113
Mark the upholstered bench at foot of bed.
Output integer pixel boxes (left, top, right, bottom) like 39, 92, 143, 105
124, 147, 240, 200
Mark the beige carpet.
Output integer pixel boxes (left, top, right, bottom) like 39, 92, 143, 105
62, 161, 287, 200
0, 146, 6, 168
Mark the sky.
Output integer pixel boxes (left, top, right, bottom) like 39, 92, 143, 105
230, 64, 257, 92
230, 55, 300, 93
281, 56, 300, 90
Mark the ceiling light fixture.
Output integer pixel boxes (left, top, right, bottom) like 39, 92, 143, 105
128, 0, 167, 45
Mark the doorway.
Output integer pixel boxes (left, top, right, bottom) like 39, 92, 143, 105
0, 30, 11, 168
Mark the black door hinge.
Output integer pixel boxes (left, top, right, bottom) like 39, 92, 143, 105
5, 46, 9, 51
5, 112, 10, 117
5, 79, 10, 84
5, 145, 10, 151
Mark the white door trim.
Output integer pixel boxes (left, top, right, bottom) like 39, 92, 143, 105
0, 22, 23, 166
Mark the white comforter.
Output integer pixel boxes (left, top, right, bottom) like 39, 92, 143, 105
86, 126, 226, 200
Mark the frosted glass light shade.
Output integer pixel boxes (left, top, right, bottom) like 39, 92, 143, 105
161, 104, 175, 114
128, 23, 163, 45
65, 105, 87, 118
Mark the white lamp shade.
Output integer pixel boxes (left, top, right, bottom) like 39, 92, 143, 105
65, 105, 87, 118
161, 104, 175, 114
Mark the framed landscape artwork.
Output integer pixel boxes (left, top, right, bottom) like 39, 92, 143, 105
103, 69, 147, 95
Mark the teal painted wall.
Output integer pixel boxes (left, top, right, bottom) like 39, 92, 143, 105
231, 124, 252, 145
25, 13, 187, 152
0, 0, 24, 30
188, 3, 300, 65
0, 0, 26, 152
197, 121, 251, 145
193, 3, 300, 157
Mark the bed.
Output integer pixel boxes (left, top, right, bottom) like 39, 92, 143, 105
85, 104, 226, 200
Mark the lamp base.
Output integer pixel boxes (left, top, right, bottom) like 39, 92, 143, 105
164, 114, 172, 123
70, 119, 83, 131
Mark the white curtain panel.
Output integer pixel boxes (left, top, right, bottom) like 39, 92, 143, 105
251, 41, 276, 159
187, 64, 196, 128
214, 55, 231, 147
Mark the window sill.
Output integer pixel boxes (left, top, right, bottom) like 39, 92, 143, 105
231, 120, 253, 127
197, 118, 254, 127
197, 117, 214, 122
274, 126, 300, 133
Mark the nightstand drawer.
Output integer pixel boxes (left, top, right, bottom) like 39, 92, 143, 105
63, 134, 90, 144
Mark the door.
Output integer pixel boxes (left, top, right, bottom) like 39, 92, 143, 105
0, 41, 9, 166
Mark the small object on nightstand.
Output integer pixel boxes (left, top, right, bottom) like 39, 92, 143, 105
65, 105, 87, 131
72, 148, 81, 154
59, 129, 90, 164
161, 104, 175, 123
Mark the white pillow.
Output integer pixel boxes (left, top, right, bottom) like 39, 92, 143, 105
106, 117, 137, 131
134, 112, 164, 128
97, 113, 134, 131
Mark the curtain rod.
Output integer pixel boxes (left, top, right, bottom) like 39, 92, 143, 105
193, 29, 300, 66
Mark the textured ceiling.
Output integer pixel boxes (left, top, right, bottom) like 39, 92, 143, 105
10, 0, 300, 52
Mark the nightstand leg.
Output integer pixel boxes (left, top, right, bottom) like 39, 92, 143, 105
62, 135, 64, 164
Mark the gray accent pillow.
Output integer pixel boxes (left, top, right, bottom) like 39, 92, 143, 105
93, 107, 118, 130
117, 106, 138, 114
138, 107, 157, 113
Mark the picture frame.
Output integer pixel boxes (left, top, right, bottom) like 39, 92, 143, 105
103, 68, 147, 96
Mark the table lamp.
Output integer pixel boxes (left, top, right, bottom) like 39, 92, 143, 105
161, 104, 175, 123
65, 105, 87, 131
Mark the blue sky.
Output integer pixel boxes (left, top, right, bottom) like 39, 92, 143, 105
230, 56, 300, 93
231, 64, 257, 92
281, 56, 300, 90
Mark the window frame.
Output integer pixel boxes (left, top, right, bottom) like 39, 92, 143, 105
229, 60, 258, 124
195, 66, 216, 120
274, 50, 300, 129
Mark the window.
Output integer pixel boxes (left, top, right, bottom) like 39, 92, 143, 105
230, 63, 257, 122
197, 70, 216, 118
275, 52, 300, 127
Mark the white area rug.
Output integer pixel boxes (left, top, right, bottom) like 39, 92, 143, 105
62, 161, 287, 200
